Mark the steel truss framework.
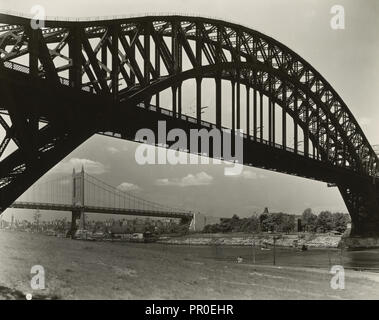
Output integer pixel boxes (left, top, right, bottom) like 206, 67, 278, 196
0, 14, 378, 236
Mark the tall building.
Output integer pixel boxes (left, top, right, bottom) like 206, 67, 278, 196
189, 213, 222, 232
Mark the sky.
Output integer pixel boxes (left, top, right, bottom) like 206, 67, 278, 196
1, 0, 379, 221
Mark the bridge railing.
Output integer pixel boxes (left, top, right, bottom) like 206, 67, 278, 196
3, 60, 95, 93
83, 205, 193, 217
4, 60, 309, 159
0, 9, 254, 29
136, 103, 309, 158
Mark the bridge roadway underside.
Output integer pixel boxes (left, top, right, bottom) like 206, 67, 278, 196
1, 68, 379, 237
10, 202, 189, 220
110, 103, 379, 237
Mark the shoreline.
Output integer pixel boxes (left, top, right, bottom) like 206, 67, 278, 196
157, 232, 343, 248
4, 229, 379, 249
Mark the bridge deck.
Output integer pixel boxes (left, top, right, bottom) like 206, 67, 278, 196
10, 202, 192, 220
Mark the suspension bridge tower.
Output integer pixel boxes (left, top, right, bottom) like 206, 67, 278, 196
71, 166, 86, 236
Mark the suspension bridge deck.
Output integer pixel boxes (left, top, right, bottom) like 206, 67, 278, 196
10, 201, 192, 219
7, 168, 193, 222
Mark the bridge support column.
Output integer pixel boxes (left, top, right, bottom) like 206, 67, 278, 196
196, 77, 202, 124
180, 214, 193, 227
253, 87, 257, 140
339, 183, 379, 238
70, 167, 85, 238
259, 92, 263, 142
246, 86, 250, 137
69, 209, 82, 238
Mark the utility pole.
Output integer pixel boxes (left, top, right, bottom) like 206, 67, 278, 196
328, 250, 332, 268
273, 236, 278, 266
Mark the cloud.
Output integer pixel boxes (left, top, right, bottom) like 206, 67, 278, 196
226, 170, 266, 180
155, 172, 213, 187
59, 179, 71, 185
243, 171, 266, 179
358, 117, 371, 126
241, 171, 258, 179
53, 158, 108, 175
117, 182, 141, 192
106, 146, 119, 154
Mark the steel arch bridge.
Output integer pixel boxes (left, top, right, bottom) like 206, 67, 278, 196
0, 13, 379, 236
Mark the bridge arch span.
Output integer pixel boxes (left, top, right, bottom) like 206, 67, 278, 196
0, 14, 378, 236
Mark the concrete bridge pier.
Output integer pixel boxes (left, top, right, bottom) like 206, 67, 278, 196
68, 210, 81, 238
339, 182, 379, 247
68, 209, 86, 238
69, 167, 85, 238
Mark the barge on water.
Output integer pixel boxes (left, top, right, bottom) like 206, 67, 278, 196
73, 229, 158, 243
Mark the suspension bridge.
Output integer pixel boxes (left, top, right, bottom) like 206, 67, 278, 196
0, 13, 379, 237
9, 167, 193, 234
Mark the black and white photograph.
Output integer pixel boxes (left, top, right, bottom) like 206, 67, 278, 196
0, 0, 379, 303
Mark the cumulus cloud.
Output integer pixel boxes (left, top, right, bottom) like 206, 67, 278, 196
117, 182, 141, 192
53, 158, 108, 175
106, 146, 119, 154
59, 179, 71, 185
242, 171, 266, 179
358, 117, 371, 126
155, 172, 213, 187
241, 171, 258, 179
226, 170, 266, 180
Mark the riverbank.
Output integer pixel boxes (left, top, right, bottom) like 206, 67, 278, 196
158, 232, 342, 248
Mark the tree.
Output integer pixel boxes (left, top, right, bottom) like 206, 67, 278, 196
203, 224, 220, 233
203, 212, 296, 234
317, 211, 334, 233
332, 212, 350, 233
33, 210, 41, 231
219, 218, 234, 233
301, 208, 318, 232
258, 212, 295, 233
203, 214, 261, 234
230, 214, 242, 232
259, 213, 272, 232
281, 215, 296, 233
241, 216, 260, 233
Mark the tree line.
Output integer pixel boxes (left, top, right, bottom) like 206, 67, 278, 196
202, 209, 350, 234
301, 208, 350, 233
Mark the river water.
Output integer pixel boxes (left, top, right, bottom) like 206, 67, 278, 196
152, 243, 379, 271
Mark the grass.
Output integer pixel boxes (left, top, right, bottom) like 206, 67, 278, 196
0, 230, 378, 300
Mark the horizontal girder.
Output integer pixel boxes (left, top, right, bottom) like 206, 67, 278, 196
10, 202, 192, 219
